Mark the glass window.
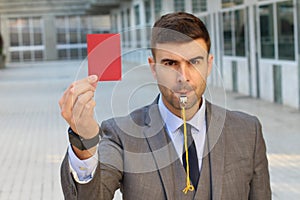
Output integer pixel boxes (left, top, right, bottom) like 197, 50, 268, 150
9, 19, 19, 46
111, 14, 118, 33
127, 9, 131, 48
10, 33, 19, 47
146, 26, 151, 48
70, 48, 78, 59
81, 48, 87, 58
134, 5, 140, 25
200, 0, 207, 12
80, 16, 89, 43
235, 9, 245, 56
9, 19, 18, 33
56, 15, 88, 60
11, 51, 20, 62
69, 32, 78, 44
154, 0, 162, 20
33, 33, 42, 46
193, 0, 207, 13
56, 17, 67, 44
32, 18, 42, 45
277, 0, 294, 60
222, 9, 245, 56
174, 0, 185, 12
9, 17, 44, 62
145, 0, 151, 24
121, 11, 126, 29
136, 29, 141, 48
222, 0, 243, 8
23, 51, 31, 61
21, 19, 30, 46
58, 49, 67, 60
127, 9, 131, 27
121, 11, 126, 47
34, 50, 43, 61
223, 12, 233, 56
259, 5, 275, 58
69, 16, 78, 44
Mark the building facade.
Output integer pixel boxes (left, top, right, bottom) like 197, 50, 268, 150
0, 0, 299, 110
0, 0, 110, 62
103, 0, 300, 109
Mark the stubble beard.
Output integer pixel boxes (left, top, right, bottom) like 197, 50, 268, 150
159, 84, 202, 112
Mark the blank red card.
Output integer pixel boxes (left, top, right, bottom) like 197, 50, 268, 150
87, 34, 122, 81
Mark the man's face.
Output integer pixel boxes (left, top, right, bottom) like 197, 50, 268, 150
149, 38, 213, 116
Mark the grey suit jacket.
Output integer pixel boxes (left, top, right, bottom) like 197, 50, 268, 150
61, 100, 271, 200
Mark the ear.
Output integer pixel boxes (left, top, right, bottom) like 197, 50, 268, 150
148, 57, 157, 80
207, 54, 214, 76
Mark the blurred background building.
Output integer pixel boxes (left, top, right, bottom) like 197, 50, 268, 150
0, 0, 299, 110
0, 0, 110, 62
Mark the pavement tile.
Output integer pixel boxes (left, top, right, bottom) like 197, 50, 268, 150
0, 60, 299, 200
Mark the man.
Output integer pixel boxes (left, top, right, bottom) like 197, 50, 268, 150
59, 12, 271, 199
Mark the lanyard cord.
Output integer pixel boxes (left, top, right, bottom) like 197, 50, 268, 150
181, 106, 195, 194
180, 96, 194, 194
179, 96, 213, 197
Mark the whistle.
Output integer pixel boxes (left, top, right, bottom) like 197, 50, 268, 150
180, 95, 187, 108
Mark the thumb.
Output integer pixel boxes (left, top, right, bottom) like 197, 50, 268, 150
88, 75, 98, 88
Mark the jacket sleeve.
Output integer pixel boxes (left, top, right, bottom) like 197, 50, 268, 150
60, 120, 123, 200
249, 118, 272, 199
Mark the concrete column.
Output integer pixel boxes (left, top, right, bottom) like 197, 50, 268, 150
162, 0, 174, 14
130, 6, 137, 48
140, 0, 147, 48
185, 0, 192, 13
0, 16, 10, 62
246, 4, 257, 97
297, 0, 300, 109
43, 14, 57, 60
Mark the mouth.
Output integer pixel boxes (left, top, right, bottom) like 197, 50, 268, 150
173, 90, 193, 98
176, 90, 191, 94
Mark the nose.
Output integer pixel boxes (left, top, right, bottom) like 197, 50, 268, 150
177, 62, 190, 83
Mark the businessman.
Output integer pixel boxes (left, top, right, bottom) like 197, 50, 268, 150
59, 12, 271, 199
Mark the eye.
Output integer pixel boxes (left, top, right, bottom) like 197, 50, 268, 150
163, 60, 177, 66
190, 59, 202, 65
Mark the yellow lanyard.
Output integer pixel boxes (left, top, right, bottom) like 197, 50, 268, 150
180, 96, 194, 194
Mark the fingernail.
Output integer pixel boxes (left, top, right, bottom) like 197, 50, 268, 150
88, 75, 98, 82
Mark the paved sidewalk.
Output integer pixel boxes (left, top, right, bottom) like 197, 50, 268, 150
0, 60, 299, 199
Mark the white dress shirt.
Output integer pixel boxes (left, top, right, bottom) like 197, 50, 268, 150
68, 95, 207, 182
158, 96, 207, 171
68, 144, 98, 183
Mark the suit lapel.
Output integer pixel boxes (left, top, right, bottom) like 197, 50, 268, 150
143, 102, 195, 199
205, 102, 226, 200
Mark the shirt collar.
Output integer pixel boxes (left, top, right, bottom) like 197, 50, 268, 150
158, 94, 206, 133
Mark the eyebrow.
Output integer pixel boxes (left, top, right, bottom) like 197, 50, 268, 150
160, 56, 204, 63
160, 58, 178, 63
189, 56, 204, 61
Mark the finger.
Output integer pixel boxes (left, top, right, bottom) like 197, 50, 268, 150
76, 75, 98, 89
84, 99, 96, 118
73, 99, 97, 137
80, 99, 97, 122
70, 75, 99, 105
72, 91, 95, 123
62, 75, 98, 117
59, 83, 74, 110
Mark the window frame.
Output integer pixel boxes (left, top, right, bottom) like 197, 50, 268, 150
257, 0, 296, 61
221, 5, 247, 57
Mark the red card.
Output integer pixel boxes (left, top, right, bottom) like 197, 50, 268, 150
87, 34, 122, 81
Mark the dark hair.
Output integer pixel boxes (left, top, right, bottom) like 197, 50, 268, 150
151, 12, 211, 57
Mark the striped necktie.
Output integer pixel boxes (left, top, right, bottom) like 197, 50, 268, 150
181, 123, 200, 189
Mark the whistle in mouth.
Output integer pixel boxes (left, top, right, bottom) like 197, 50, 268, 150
180, 95, 187, 108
